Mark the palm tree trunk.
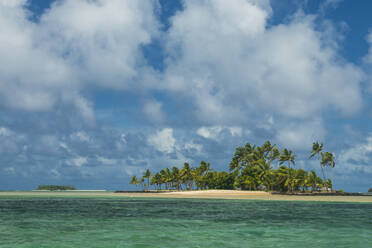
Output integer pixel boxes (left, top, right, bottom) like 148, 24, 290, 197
320, 166, 327, 191
331, 167, 334, 192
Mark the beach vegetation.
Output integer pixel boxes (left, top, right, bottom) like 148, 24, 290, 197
143, 169, 151, 191
36, 185, 76, 191
129, 140, 336, 193
130, 176, 140, 190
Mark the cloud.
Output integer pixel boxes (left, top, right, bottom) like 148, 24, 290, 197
148, 128, 176, 153
197, 126, 223, 139
164, 0, 363, 125
66, 156, 88, 167
143, 99, 166, 123
0, 0, 73, 112
0, 0, 160, 124
97, 156, 117, 166
40, 0, 160, 90
70, 131, 90, 143
338, 134, 372, 174
0, 0, 370, 191
0, 127, 12, 136
364, 31, 372, 65
320, 0, 343, 11
275, 119, 325, 150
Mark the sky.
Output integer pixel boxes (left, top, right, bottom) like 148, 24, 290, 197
1, 0, 372, 192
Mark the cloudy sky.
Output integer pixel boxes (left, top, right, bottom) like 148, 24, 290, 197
1, 0, 372, 191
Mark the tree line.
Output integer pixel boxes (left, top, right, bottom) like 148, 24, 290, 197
36, 185, 76, 191
130, 141, 336, 192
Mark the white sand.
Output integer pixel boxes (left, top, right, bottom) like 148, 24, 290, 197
1, 190, 372, 203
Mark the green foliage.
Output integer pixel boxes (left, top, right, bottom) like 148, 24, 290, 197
309, 142, 323, 159
129, 140, 336, 193
142, 169, 151, 191
130, 176, 139, 190
36, 185, 76, 191
368, 188, 372, 193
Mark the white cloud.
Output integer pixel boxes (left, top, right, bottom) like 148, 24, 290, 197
321, 0, 343, 11
164, 0, 363, 125
143, 99, 166, 123
0, 0, 159, 123
197, 126, 243, 139
67, 156, 88, 167
197, 126, 223, 139
184, 141, 203, 154
50, 168, 61, 178
3, 167, 15, 174
364, 32, 372, 65
276, 120, 325, 150
229, 126, 243, 137
338, 134, 372, 174
0, 127, 11, 136
70, 131, 90, 143
148, 128, 176, 153
40, 0, 159, 89
0, 1, 73, 112
97, 156, 117, 166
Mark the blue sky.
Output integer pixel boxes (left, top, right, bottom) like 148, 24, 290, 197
1, 0, 372, 192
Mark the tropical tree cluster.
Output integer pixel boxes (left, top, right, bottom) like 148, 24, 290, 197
130, 161, 234, 191
36, 185, 76, 191
229, 141, 334, 192
130, 141, 336, 193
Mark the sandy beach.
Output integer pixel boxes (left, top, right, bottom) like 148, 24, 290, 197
1, 190, 372, 203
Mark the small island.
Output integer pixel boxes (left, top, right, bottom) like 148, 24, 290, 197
36, 185, 76, 191
129, 141, 338, 193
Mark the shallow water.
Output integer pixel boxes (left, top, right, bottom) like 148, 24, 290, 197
0, 197, 371, 247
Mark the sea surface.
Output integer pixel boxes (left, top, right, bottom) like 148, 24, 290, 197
0, 196, 371, 247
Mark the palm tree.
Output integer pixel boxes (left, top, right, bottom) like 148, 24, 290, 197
140, 177, 145, 191
256, 160, 272, 191
310, 141, 323, 159
308, 170, 318, 192
321, 152, 335, 191
181, 163, 193, 190
276, 166, 292, 192
130, 176, 139, 191
310, 142, 326, 187
279, 148, 296, 168
171, 166, 181, 190
151, 172, 162, 190
295, 169, 308, 192
143, 169, 151, 191
162, 168, 172, 190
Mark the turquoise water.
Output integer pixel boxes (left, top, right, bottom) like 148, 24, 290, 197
0, 197, 371, 247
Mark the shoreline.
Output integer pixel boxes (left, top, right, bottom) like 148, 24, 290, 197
1, 190, 372, 203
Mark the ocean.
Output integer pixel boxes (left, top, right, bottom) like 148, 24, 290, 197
0, 197, 371, 247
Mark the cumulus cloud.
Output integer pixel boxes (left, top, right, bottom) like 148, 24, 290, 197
0, 0, 160, 123
66, 156, 88, 167
70, 131, 90, 143
197, 126, 222, 139
196, 126, 243, 140
40, 0, 159, 89
338, 134, 372, 174
275, 119, 325, 150
0, 0, 371, 191
97, 156, 117, 166
0, 0, 73, 112
143, 99, 166, 123
364, 32, 372, 65
148, 128, 176, 153
164, 0, 363, 125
